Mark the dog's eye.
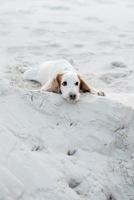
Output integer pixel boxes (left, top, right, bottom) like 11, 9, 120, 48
75, 82, 79, 86
62, 81, 67, 86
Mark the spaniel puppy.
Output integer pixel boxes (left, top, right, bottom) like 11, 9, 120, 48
23, 59, 105, 103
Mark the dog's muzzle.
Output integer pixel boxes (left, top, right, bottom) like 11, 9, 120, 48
69, 93, 77, 100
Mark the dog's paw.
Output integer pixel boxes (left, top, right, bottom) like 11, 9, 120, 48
97, 91, 105, 96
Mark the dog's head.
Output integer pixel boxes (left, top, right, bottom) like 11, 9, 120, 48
47, 71, 91, 103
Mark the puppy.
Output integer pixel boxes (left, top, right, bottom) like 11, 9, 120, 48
23, 59, 105, 103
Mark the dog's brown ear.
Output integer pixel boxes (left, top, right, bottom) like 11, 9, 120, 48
47, 73, 63, 93
78, 74, 91, 93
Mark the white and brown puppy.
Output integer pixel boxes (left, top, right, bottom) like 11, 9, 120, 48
23, 59, 105, 103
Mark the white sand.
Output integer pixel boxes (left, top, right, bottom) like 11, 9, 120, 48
0, 0, 134, 199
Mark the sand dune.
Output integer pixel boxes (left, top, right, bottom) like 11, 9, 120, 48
0, 0, 134, 199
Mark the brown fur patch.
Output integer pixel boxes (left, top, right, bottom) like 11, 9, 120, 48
47, 73, 63, 93
78, 74, 91, 93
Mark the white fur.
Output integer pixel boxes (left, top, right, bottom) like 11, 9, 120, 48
23, 59, 104, 102
23, 59, 74, 85
59, 71, 80, 102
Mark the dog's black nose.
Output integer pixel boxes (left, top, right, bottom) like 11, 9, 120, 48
69, 93, 76, 100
